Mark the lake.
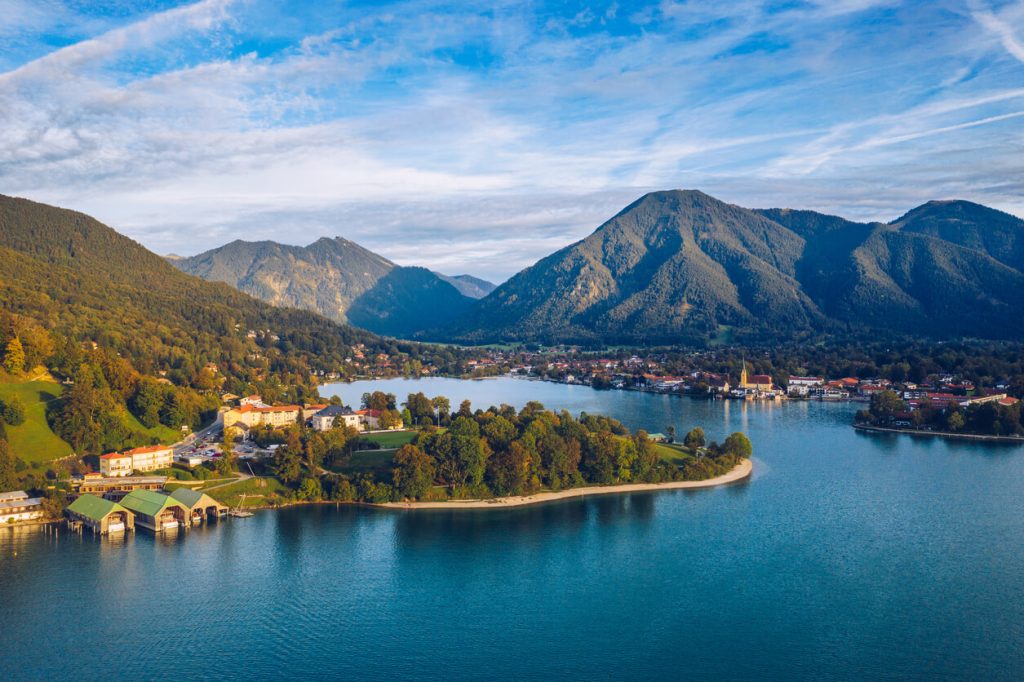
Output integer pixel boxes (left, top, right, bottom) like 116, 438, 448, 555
3, 376, 1023, 680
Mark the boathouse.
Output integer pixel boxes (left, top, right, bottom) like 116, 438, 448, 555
169, 488, 228, 526
119, 490, 188, 533
66, 494, 135, 535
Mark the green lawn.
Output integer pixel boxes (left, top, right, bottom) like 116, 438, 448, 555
206, 476, 290, 508
360, 430, 416, 449
335, 449, 397, 475
0, 380, 73, 463
653, 442, 693, 467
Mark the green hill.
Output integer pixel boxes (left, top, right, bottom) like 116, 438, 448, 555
0, 194, 465, 462
0, 379, 72, 463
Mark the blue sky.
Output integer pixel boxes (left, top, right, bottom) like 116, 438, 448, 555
1, 0, 1023, 281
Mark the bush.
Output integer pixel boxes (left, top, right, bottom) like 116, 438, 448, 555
1, 396, 25, 426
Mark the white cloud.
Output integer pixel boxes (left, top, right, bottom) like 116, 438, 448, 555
0, 0, 1022, 281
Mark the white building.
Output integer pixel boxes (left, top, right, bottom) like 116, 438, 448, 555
311, 405, 360, 431
787, 376, 824, 396
0, 491, 44, 524
99, 445, 174, 477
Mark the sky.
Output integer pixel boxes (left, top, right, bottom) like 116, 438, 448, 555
1, 0, 1023, 282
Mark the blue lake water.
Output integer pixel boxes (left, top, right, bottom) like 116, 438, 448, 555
3, 377, 1024, 680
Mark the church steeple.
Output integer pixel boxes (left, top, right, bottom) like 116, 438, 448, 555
740, 354, 748, 388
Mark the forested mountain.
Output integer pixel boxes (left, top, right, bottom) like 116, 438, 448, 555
446, 190, 1024, 344
0, 194, 464, 457
173, 237, 487, 337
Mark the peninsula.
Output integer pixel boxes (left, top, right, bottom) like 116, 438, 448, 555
374, 458, 752, 510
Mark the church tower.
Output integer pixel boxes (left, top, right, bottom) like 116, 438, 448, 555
740, 356, 748, 389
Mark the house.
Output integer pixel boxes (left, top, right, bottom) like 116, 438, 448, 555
356, 409, 383, 430
71, 475, 168, 500
66, 494, 134, 535
0, 491, 44, 524
311, 404, 360, 432
169, 488, 227, 526
98, 452, 132, 477
99, 445, 173, 476
240, 394, 264, 406
119, 490, 189, 533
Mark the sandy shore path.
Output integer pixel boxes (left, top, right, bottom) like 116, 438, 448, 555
373, 458, 753, 510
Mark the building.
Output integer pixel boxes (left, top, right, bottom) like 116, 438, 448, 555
0, 491, 44, 524
66, 494, 135, 535
240, 394, 264, 407
356, 409, 382, 430
739, 366, 773, 392
787, 376, 823, 396
302, 404, 329, 421
223, 404, 302, 435
169, 488, 227, 526
311, 405, 360, 431
71, 475, 168, 500
99, 445, 173, 476
119, 490, 189, 533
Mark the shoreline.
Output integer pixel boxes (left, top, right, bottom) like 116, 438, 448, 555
853, 423, 1024, 444
370, 458, 752, 510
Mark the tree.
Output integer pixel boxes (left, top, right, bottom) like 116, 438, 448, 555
683, 427, 705, 450
722, 432, 753, 459
274, 447, 303, 484
666, 425, 676, 443
3, 337, 25, 374
130, 379, 165, 428
869, 390, 907, 423
946, 411, 965, 432
1, 396, 26, 426
391, 444, 436, 500
0, 440, 16, 490
298, 476, 323, 501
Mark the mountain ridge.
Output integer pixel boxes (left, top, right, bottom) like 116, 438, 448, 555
173, 237, 495, 338
443, 190, 1024, 344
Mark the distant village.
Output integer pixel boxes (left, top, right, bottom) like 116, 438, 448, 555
465, 349, 1021, 409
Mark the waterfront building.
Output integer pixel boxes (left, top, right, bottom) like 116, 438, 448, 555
0, 491, 44, 524
787, 376, 824, 397
98, 445, 173, 476
72, 475, 168, 500
66, 495, 135, 534
119, 490, 189, 533
169, 488, 228, 525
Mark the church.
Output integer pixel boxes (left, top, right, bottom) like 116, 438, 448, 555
739, 362, 774, 393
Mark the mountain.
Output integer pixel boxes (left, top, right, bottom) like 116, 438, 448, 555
173, 237, 478, 337
0, 194, 460, 390
436, 273, 497, 299
447, 190, 1024, 344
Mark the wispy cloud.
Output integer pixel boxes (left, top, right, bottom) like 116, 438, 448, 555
1, 0, 1022, 281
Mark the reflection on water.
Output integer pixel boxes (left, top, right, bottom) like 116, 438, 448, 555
2, 377, 1023, 681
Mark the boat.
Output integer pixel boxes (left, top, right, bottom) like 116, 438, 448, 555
228, 493, 254, 518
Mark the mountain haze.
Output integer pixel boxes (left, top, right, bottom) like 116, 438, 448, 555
173, 238, 491, 337
447, 190, 1024, 344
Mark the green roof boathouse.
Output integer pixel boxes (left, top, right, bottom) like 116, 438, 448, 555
66, 494, 135, 535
